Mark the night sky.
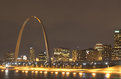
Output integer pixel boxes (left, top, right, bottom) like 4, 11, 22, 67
0, 0, 121, 57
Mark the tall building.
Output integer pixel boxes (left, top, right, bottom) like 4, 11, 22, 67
94, 43, 112, 61
53, 48, 70, 62
102, 45, 112, 61
114, 29, 121, 48
112, 48, 121, 60
85, 48, 101, 61
72, 50, 78, 62
94, 43, 103, 61
112, 29, 121, 60
29, 47, 35, 62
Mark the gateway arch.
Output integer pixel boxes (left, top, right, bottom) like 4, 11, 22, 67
14, 16, 49, 62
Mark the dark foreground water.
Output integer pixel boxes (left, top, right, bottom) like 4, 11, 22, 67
0, 70, 121, 79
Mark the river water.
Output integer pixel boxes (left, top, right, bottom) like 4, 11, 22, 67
0, 70, 120, 79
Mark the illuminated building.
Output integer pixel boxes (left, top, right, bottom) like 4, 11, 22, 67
112, 48, 121, 60
114, 29, 121, 48
112, 29, 121, 60
38, 52, 47, 62
72, 50, 86, 62
29, 47, 35, 62
102, 45, 112, 61
72, 50, 78, 62
53, 48, 70, 62
94, 43, 103, 51
21, 55, 27, 60
35, 57, 39, 62
16, 55, 28, 62
85, 48, 101, 61
94, 43, 103, 61
94, 43, 112, 61
4, 52, 14, 62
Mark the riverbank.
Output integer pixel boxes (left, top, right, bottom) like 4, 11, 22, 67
0, 65, 121, 74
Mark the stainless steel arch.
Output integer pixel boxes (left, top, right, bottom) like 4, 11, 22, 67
14, 16, 49, 62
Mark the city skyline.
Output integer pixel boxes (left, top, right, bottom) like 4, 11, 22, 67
1, 1, 121, 79
1, 0, 121, 57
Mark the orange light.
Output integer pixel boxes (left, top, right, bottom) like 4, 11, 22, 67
44, 71, 47, 74
79, 72, 83, 77
25, 71, 28, 73
51, 72, 53, 74
55, 72, 58, 74
35, 71, 38, 73
22, 71, 25, 73
16, 70, 19, 73
92, 73, 96, 77
1, 70, 4, 72
62, 72, 65, 74
40, 71, 43, 73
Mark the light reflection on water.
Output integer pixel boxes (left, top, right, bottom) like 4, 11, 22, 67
0, 69, 121, 79
92, 72, 96, 77
105, 73, 110, 78
73, 72, 77, 77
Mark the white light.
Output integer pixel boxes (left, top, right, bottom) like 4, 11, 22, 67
94, 63, 96, 65
115, 30, 119, 33
83, 63, 86, 65
86, 50, 89, 54
105, 62, 108, 65
5, 70, 8, 73
23, 55, 27, 60
5, 64, 9, 67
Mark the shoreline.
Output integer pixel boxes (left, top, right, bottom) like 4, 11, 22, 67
0, 65, 121, 74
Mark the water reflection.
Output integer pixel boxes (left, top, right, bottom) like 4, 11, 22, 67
25, 71, 28, 76
44, 71, 48, 76
79, 72, 83, 77
55, 72, 58, 74
73, 72, 77, 77
22, 71, 25, 73
25, 71, 28, 73
82, 73, 86, 78
31, 71, 34, 73
62, 72, 65, 77
51, 71, 53, 74
15, 70, 19, 73
40, 71, 42, 74
44, 71, 47, 74
35, 71, 38, 74
5, 70, 9, 79
66, 72, 70, 77
2, 70, 121, 79
5, 70, 8, 75
92, 73, 96, 77
105, 73, 110, 78
1, 70, 4, 72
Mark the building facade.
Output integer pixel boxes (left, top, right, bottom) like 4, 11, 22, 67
53, 48, 70, 62
29, 47, 35, 62
38, 51, 47, 62
102, 45, 112, 61
114, 29, 121, 48
112, 29, 121, 60
4, 52, 14, 62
